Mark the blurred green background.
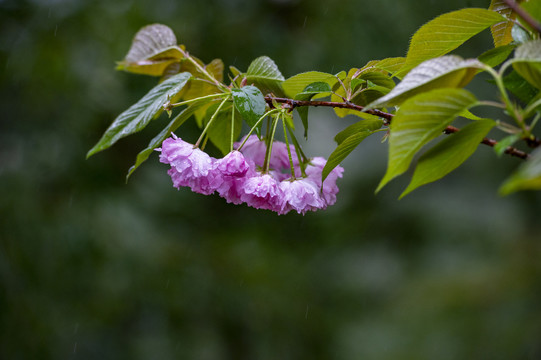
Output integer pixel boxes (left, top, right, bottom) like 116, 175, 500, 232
2, 0, 541, 358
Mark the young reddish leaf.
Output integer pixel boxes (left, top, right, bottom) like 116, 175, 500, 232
490, 0, 520, 47
116, 24, 183, 76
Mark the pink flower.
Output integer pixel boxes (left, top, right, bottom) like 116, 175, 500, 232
240, 173, 282, 211
159, 136, 213, 179
279, 177, 326, 214
159, 136, 221, 194
158, 134, 343, 215
216, 150, 250, 177
235, 135, 298, 172
305, 157, 344, 206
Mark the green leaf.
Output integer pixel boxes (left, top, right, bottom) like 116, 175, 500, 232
231, 86, 266, 130
459, 109, 484, 121
372, 57, 406, 77
369, 56, 484, 108
512, 40, 541, 89
521, 0, 541, 26
399, 8, 505, 76
358, 71, 396, 90
335, 118, 384, 145
206, 105, 242, 155
400, 119, 495, 198
478, 44, 516, 67
494, 133, 521, 157
350, 78, 366, 92
116, 24, 183, 76
282, 71, 337, 98
245, 56, 285, 96
87, 72, 192, 158
294, 82, 332, 138
503, 70, 539, 103
525, 91, 541, 117
499, 148, 541, 195
376, 88, 478, 193
322, 131, 373, 182
126, 103, 203, 180
489, 0, 519, 47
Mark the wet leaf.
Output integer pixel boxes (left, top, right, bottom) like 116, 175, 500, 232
87, 72, 192, 158
376, 88, 478, 193
231, 86, 266, 130
126, 103, 203, 180
369, 56, 484, 108
117, 24, 183, 76
245, 56, 285, 96
401, 119, 495, 198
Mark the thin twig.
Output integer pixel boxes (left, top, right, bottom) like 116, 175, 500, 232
444, 126, 530, 160
266, 96, 393, 124
502, 0, 541, 34
266, 95, 531, 160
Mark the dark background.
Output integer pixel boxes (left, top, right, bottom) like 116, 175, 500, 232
1, 0, 541, 358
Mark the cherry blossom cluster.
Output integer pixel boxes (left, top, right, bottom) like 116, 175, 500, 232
157, 134, 343, 214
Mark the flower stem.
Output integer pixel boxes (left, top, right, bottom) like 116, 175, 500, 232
230, 106, 235, 153
194, 96, 230, 148
236, 109, 282, 151
170, 93, 225, 108
282, 117, 297, 178
263, 113, 280, 173
180, 49, 229, 92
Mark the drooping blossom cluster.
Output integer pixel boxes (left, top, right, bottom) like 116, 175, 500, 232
157, 134, 343, 215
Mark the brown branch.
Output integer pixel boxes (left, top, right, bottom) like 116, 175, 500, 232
502, 0, 541, 34
267, 96, 394, 124
444, 126, 530, 160
525, 136, 541, 148
266, 95, 531, 160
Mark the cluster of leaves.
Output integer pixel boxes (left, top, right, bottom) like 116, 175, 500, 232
87, 0, 541, 198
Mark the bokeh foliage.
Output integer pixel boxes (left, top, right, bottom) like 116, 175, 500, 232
1, 0, 541, 359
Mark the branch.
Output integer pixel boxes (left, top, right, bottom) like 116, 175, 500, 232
502, 0, 541, 34
444, 126, 530, 160
267, 96, 393, 124
266, 95, 531, 160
